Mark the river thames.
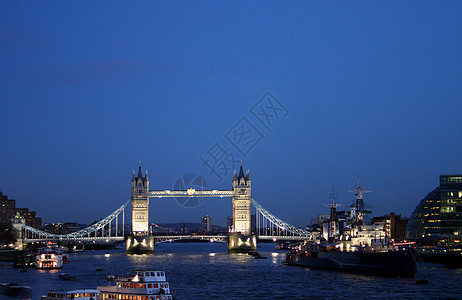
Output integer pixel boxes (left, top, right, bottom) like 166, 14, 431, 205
1, 243, 462, 299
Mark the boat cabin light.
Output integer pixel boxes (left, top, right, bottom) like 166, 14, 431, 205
133, 271, 166, 282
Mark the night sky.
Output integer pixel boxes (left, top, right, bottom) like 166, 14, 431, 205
1, 2, 461, 227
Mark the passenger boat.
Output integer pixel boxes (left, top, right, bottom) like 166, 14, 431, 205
41, 289, 100, 300
13, 250, 36, 268
97, 270, 174, 300
36, 247, 64, 269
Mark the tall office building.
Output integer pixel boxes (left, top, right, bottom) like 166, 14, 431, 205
226, 216, 233, 231
201, 215, 212, 233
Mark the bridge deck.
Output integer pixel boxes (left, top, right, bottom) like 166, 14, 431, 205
257, 236, 311, 241
149, 190, 234, 197
23, 236, 125, 243
23, 235, 310, 243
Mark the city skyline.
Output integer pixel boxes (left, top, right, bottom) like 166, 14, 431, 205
1, 2, 462, 226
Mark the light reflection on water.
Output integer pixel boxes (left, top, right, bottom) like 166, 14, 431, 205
0, 243, 461, 299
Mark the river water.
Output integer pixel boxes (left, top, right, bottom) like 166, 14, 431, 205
1, 243, 462, 299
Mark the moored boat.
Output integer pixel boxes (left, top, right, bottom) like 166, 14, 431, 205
13, 250, 36, 268
416, 247, 462, 268
0, 283, 32, 298
97, 270, 174, 300
69, 244, 85, 253
286, 181, 417, 277
286, 243, 417, 277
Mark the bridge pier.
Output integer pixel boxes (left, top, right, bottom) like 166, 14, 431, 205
126, 235, 154, 254
228, 234, 257, 253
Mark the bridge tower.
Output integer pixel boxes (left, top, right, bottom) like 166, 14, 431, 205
126, 163, 154, 254
228, 163, 257, 253
232, 164, 251, 234
131, 164, 149, 234
11, 212, 25, 251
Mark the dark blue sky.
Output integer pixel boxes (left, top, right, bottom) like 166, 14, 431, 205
1, 2, 461, 226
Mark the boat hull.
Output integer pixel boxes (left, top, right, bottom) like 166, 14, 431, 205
0, 283, 32, 298
286, 250, 417, 277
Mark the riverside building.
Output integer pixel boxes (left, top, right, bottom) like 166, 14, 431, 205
0, 191, 42, 229
201, 215, 212, 233
407, 175, 462, 246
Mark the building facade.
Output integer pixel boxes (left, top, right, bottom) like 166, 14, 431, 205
226, 216, 233, 231
440, 175, 462, 244
43, 222, 83, 235
372, 212, 409, 242
0, 191, 42, 229
201, 215, 212, 232
407, 175, 462, 246
0, 192, 16, 223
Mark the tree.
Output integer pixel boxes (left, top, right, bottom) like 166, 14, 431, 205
0, 221, 18, 246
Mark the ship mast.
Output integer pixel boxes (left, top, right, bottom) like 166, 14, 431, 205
323, 189, 342, 240
347, 177, 372, 223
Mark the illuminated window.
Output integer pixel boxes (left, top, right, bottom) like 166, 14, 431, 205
441, 206, 455, 213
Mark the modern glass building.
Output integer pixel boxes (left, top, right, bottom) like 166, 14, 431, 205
406, 175, 462, 246
440, 175, 462, 243
406, 187, 441, 243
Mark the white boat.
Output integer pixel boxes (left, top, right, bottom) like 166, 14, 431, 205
36, 247, 64, 269
41, 289, 100, 300
97, 270, 174, 300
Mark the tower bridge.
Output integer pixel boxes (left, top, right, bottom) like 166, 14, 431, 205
19, 163, 311, 253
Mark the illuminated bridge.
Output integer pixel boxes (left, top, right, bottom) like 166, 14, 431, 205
20, 164, 311, 246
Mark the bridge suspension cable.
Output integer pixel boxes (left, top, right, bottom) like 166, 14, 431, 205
251, 198, 311, 239
21, 196, 310, 242
22, 199, 130, 241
